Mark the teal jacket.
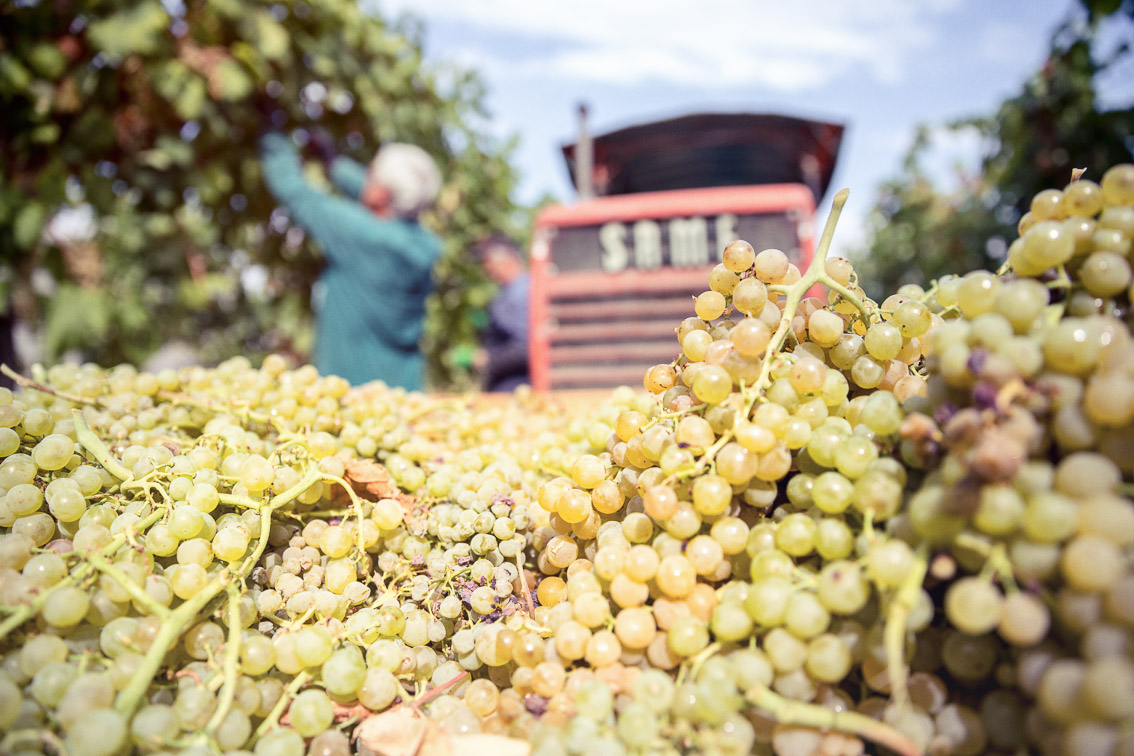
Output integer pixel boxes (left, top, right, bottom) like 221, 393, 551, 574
259, 132, 441, 390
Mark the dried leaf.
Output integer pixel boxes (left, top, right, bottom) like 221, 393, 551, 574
452, 734, 531, 756
354, 706, 428, 756
332, 458, 412, 506
354, 706, 531, 756
416, 723, 453, 756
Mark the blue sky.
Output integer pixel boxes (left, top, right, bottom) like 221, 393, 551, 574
380, 0, 1133, 254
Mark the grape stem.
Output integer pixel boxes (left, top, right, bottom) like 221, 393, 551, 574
413, 669, 470, 709
320, 471, 370, 559
667, 189, 852, 485
676, 642, 721, 685
749, 189, 851, 405
156, 389, 281, 432
0, 728, 69, 756
204, 583, 245, 738
0, 507, 165, 643
515, 551, 537, 618
72, 408, 133, 481
114, 477, 310, 719
746, 683, 923, 756
1, 363, 102, 407
884, 542, 930, 710
252, 670, 311, 743
113, 571, 233, 716
955, 532, 1018, 592
86, 551, 172, 618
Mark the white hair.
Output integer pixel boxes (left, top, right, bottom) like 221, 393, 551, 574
367, 143, 442, 219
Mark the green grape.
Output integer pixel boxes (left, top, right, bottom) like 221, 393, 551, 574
811, 471, 854, 514
710, 601, 753, 642
1100, 163, 1134, 205
814, 518, 854, 560
359, 667, 400, 711
574, 679, 614, 720
681, 329, 712, 362
864, 323, 902, 361
130, 704, 181, 750
616, 701, 659, 748
213, 524, 252, 562
174, 684, 216, 729
6, 483, 44, 517
32, 433, 75, 471
709, 264, 740, 295
944, 577, 1004, 636
834, 436, 878, 479
850, 355, 885, 389
691, 364, 732, 404
47, 487, 86, 522
42, 585, 90, 627
816, 560, 869, 615
744, 576, 792, 626
253, 727, 305, 756
754, 248, 789, 282
288, 688, 334, 738
169, 504, 204, 540
722, 239, 756, 273
859, 391, 902, 436
805, 634, 852, 683
21, 408, 54, 437
892, 300, 932, 338
691, 473, 731, 517
806, 309, 845, 348
1043, 317, 1103, 376
145, 523, 179, 558
1061, 535, 1123, 592
784, 591, 831, 639
996, 591, 1050, 647
215, 708, 253, 751
187, 482, 220, 513
56, 672, 115, 729
956, 271, 1001, 317
64, 708, 128, 756
851, 470, 902, 519
774, 513, 817, 557
170, 563, 208, 599
0, 426, 19, 456
865, 539, 914, 589
694, 290, 727, 321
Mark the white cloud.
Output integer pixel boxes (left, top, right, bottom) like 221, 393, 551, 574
380, 0, 965, 90
918, 123, 988, 189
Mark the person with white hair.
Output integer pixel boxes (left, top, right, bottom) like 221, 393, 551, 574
258, 128, 442, 389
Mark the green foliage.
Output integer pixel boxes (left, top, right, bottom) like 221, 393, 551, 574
0, 0, 523, 388
853, 6, 1134, 299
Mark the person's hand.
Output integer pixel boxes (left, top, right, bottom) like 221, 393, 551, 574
305, 127, 337, 166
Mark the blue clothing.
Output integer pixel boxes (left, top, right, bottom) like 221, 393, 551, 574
258, 133, 441, 389
483, 272, 530, 391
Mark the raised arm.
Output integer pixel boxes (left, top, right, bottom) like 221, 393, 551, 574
328, 156, 368, 201
258, 131, 365, 258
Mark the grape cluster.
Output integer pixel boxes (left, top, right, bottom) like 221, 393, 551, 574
1, 164, 1133, 756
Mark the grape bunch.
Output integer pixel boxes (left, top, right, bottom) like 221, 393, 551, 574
1, 163, 1133, 756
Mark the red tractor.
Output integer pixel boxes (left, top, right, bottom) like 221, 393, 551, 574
528, 111, 845, 391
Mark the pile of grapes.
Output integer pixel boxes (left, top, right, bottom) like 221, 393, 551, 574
2, 165, 1133, 756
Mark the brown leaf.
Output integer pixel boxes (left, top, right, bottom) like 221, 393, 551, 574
334, 458, 410, 504
332, 458, 428, 533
